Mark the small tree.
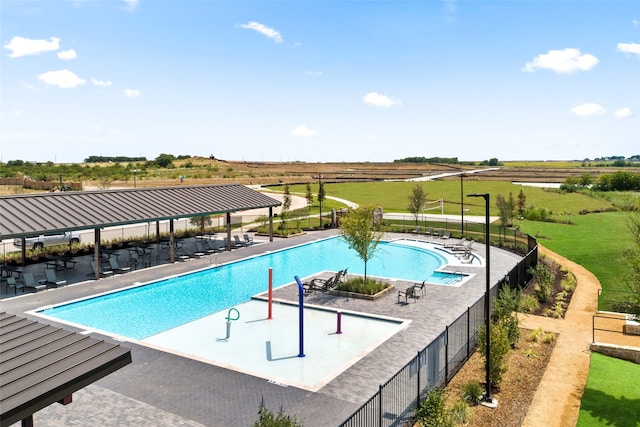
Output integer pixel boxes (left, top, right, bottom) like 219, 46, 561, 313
407, 184, 427, 227
279, 184, 292, 231
517, 190, 526, 218
317, 181, 326, 229
339, 206, 385, 283
496, 192, 515, 228
477, 320, 511, 388
305, 183, 313, 211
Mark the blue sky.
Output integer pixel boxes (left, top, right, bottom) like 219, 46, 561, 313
1, 0, 638, 164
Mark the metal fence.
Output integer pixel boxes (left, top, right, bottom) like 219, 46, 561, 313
340, 235, 538, 427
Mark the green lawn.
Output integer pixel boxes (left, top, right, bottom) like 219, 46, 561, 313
516, 212, 634, 311
577, 352, 640, 427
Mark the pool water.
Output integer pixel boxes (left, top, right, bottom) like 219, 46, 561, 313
41, 237, 460, 339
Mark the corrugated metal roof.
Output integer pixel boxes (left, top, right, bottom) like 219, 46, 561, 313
0, 184, 281, 240
0, 312, 132, 426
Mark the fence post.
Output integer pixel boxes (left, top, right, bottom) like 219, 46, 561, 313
417, 351, 421, 407
466, 306, 471, 357
378, 384, 383, 426
445, 325, 449, 382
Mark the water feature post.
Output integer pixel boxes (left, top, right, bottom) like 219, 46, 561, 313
268, 268, 273, 320
294, 276, 305, 357
336, 311, 343, 334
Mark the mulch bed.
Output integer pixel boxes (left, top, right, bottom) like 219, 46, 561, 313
443, 328, 556, 427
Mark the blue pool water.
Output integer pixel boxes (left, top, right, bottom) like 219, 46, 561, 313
41, 237, 459, 339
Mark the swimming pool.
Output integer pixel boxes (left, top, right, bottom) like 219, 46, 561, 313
40, 237, 464, 339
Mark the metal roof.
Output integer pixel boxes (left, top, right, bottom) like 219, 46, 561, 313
0, 312, 132, 426
0, 184, 281, 240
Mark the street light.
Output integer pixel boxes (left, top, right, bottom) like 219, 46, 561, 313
133, 169, 137, 189
317, 174, 323, 229
460, 173, 467, 237
467, 193, 496, 407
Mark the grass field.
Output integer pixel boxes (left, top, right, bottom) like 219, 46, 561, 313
576, 352, 640, 426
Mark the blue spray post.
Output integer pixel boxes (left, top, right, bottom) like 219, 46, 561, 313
294, 276, 305, 357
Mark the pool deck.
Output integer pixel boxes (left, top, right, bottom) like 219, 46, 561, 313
3, 230, 522, 427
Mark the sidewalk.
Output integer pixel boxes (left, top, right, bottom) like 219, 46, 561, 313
519, 245, 601, 427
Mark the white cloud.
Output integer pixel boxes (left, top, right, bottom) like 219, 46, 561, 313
363, 92, 401, 107
92, 78, 112, 87
239, 21, 283, 43
124, 89, 141, 98
633, 18, 639, 28
291, 125, 318, 138
4, 36, 60, 58
617, 42, 640, 57
57, 49, 76, 60
571, 103, 606, 116
444, 0, 457, 13
522, 48, 599, 74
123, 0, 138, 8
38, 69, 86, 88
304, 70, 323, 76
613, 107, 633, 119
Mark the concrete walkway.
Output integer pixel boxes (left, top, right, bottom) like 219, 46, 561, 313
520, 245, 601, 427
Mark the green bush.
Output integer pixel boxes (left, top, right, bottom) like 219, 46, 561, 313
415, 386, 453, 427
461, 381, 483, 406
334, 277, 391, 295
520, 294, 540, 313
477, 321, 511, 388
253, 402, 303, 427
449, 400, 470, 425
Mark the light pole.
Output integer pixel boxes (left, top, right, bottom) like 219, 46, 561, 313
467, 193, 495, 406
460, 173, 466, 237
133, 169, 137, 189
317, 174, 323, 229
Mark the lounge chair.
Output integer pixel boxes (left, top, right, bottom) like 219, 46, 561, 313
91, 261, 114, 278
109, 255, 131, 273
335, 268, 348, 283
195, 241, 217, 255
44, 269, 67, 288
398, 285, 418, 303
233, 235, 249, 248
6, 276, 25, 294
305, 275, 337, 294
243, 234, 254, 245
440, 230, 451, 239
22, 272, 46, 292
425, 227, 434, 236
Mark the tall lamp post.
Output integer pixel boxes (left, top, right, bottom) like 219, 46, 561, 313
317, 174, 323, 229
460, 173, 466, 237
467, 193, 496, 406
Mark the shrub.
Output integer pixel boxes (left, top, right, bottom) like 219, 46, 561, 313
520, 295, 540, 313
528, 327, 544, 343
477, 321, 511, 388
542, 332, 556, 344
494, 285, 522, 321
415, 387, 453, 427
334, 277, 390, 295
461, 381, 483, 406
500, 315, 521, 348
449, 400, 470, 425
253, 401, 303, 427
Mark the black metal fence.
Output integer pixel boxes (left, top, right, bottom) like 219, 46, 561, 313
339, 234, 538, 427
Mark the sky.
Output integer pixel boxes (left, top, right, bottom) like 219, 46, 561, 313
1, 0, 639, 164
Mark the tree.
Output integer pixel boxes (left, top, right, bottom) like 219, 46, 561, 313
154, 153, 175, 168
339, 205, 385, 283
496, 193, 515, 228
279, 184, 292, 231
305, 183, 313, 211
516, 190, 527, 218
407, 184, 427, 226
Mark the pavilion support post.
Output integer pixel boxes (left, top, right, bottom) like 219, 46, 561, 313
20, 239, 26, 266
169, 219, 175, 263
94, 228, 101, 279
21, 415, 34, 427
226, 212, 232, 251
269, 207, 274, 242
156, 221, 160, 244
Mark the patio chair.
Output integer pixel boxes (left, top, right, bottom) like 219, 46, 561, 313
243, 234, 254, 245
425, 227, 434, 236
109, 255, 131, 273
6, 276, 25, 294
335, 268, 349, 283
22, 272, 46, 292
45, 269, 68, 288
413, 280, 426, 297
195, 241, 217, 255
441, 230, 451, 239
305, 275, 337, 294
398, 285, 418, 304
91, 261, 114, 278
233, 235, 249, 248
